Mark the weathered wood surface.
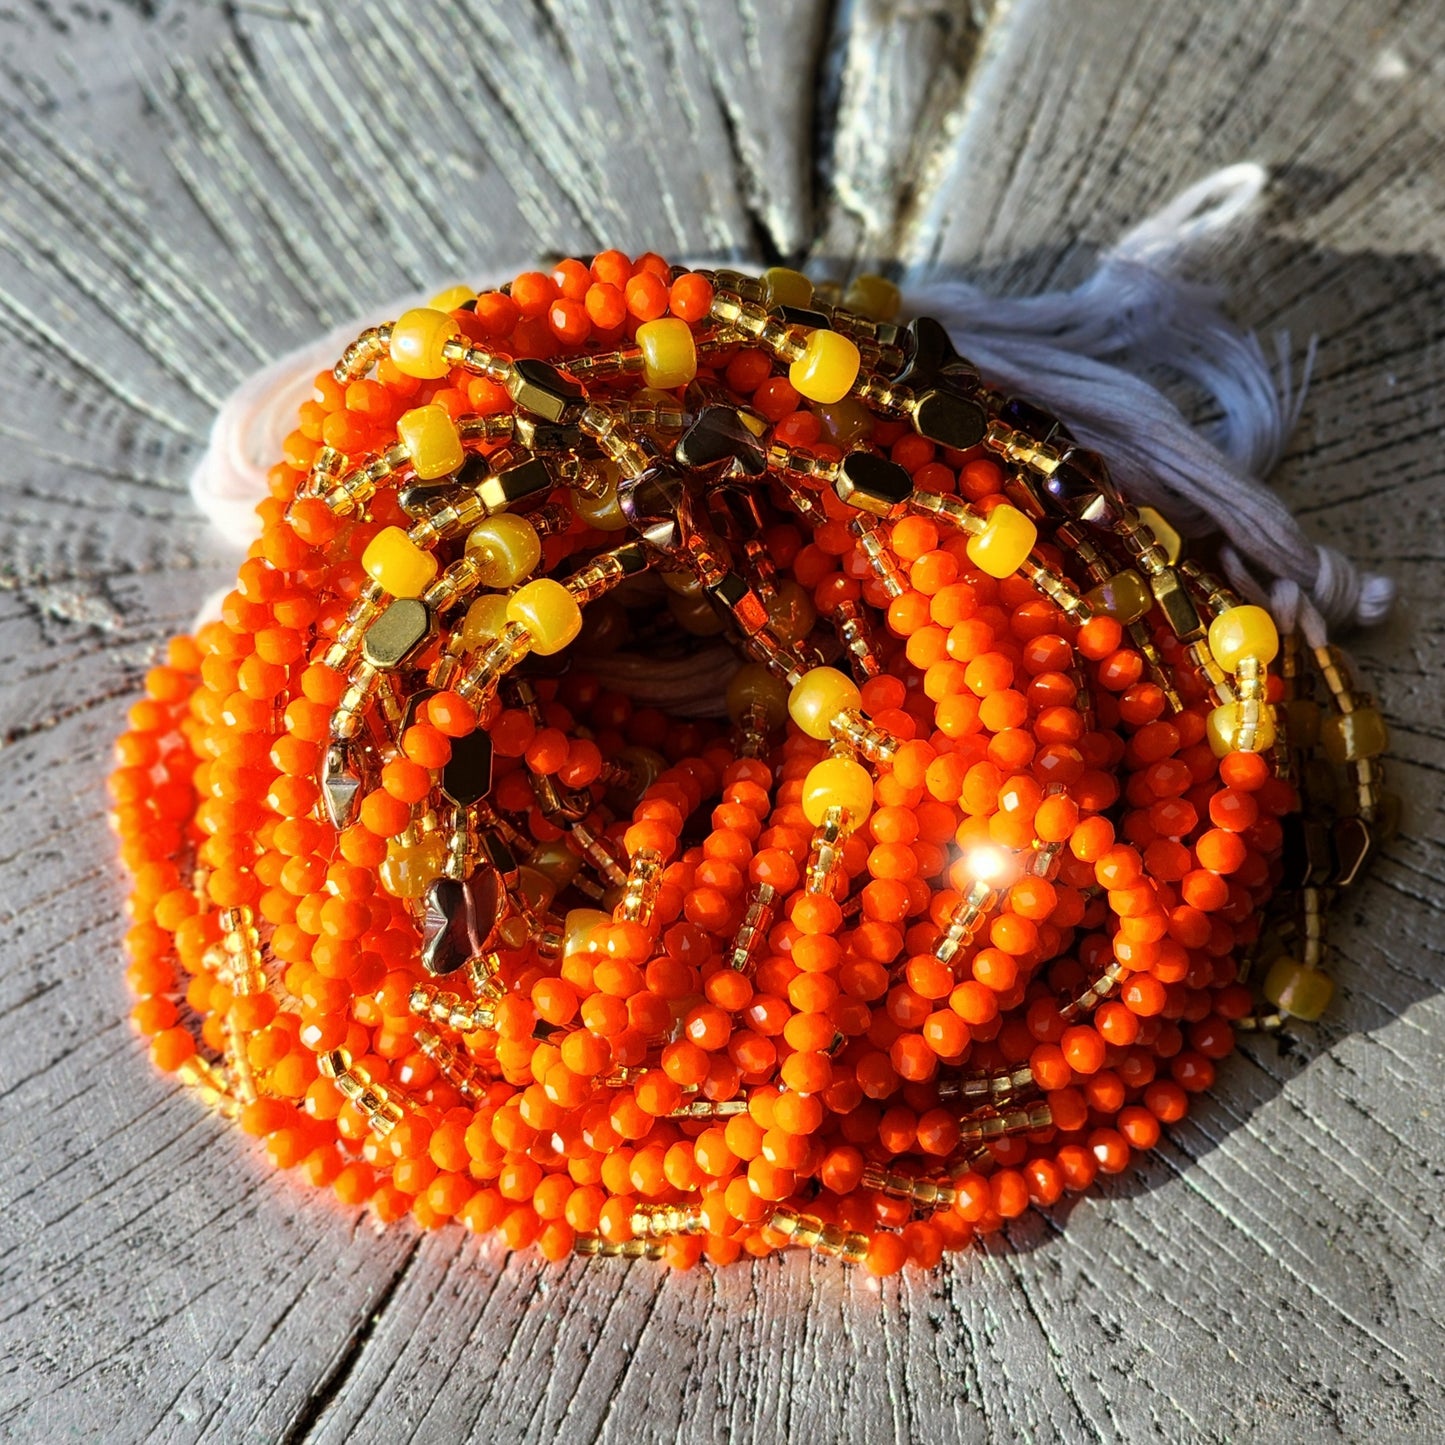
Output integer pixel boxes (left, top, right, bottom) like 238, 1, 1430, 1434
1, 1, 1442, 1440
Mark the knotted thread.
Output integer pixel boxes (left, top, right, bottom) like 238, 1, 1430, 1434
189, 164, 1393, 644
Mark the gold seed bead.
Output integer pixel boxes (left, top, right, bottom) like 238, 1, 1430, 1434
934, 1063, 1036, 1105
573, 1235, 665, 1259
318, 1049, 409, 1138
767, 1207, 870, 1264
933, 878, 1003, 969
861, 1164, 956, 1210
408, 983, 498, 1033
413, 1028, 489, 1102
724, 883, 778, 974
629, 1203, 705, 1238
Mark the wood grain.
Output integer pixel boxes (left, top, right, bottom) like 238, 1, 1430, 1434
1, 1, 1441, 1441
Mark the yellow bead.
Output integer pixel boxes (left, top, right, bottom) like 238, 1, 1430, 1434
513, 865, 558, 916
1207, 701, 1278, 757
788, 666, 862, 741
668, 589, 727, 637
460, 594, 510, 649
636, 317, 698, 389
1320, 706, 1388, 765
563, 908, 610, 957
379, 834, 446, 899
506, 578, 582, 655
761, 266, 814, 309
801, 757, 875, 828
389, 307, 460, 379
789, 329, 861, 405
1084, 569, 1151, 623
465, 515, 542, 588
1207, 604, 1280, 672
362, 526, 439, 599
396, 404, 464, 480
530, 839, 583, 890
812, 396, 874, 448
428, 284, 476, 312
842, 273, 901, 322
1136, 505, 1182, 566
965, 503, 1036, 579
570, 467, 629, 531
725, 663, 790, 729
765, 580, 817, 645
1262, 957, 1334, 1021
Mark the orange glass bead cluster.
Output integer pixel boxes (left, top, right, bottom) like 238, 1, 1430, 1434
110, 252, 1371, 1275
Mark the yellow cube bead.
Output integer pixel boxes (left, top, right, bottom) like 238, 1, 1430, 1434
379, 834, 446, 899
460, 594, 511, 649
465, 515, 543, 588
761, 266, 814, 309
428, 284, 477, 312
788, 666, 862, 741
1262, 957, 1334, 1021
789, 330, 861, 405
362, 526, 439, 599
396, 404, 464, 480
1207, 604, 1280, 672
965, 503, 1036, 578
842, 273, 901, 322
636, 317, 698, 389
1320, 705, 1388, 765
1206, 701, 1278, 757
801, 757, 875, 828
725, 663, 791, 729
389, 307, 460, 379
507, 578, 582, 655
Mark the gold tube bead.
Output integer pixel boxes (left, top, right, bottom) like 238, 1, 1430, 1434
1018, 556, 1093, 621
452, 623, 534, 706
934, 1063, 1035, 1106
617, 847, 665, 928
805, 807, 850, 896
828, 709, 899, 764
667, 1097, 750, 1119
319, 443, 410, 517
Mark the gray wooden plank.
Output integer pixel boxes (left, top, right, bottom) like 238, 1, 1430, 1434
0, 1, 1441, 1442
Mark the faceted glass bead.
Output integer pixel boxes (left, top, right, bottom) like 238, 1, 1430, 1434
1207, 604, 1280, 672
461, 594, 510, 648
1000, 397, 1063, 443
842, 273, 901, 322
465, 515, 543, 588
1262, 957, 1335, 1021
379, 834, 446, 899
420, 870, 505, 975
801, 757, 875, 828
506, 578, 582, 655
397, 404, 464, 480
760, 266, 814, 309
726, 663, 791, 728
966, 503, 1037, 578
1043, 449, 1119, 527
636, 317, 698, 389
389, 308, 460, 379
1320, 706, 1389, 765
1084, 570, 1151, 623
790, 330, 861, 405
1207, 700, 1278, 757
788, 666, 862, 741
362, 526, 439, 599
